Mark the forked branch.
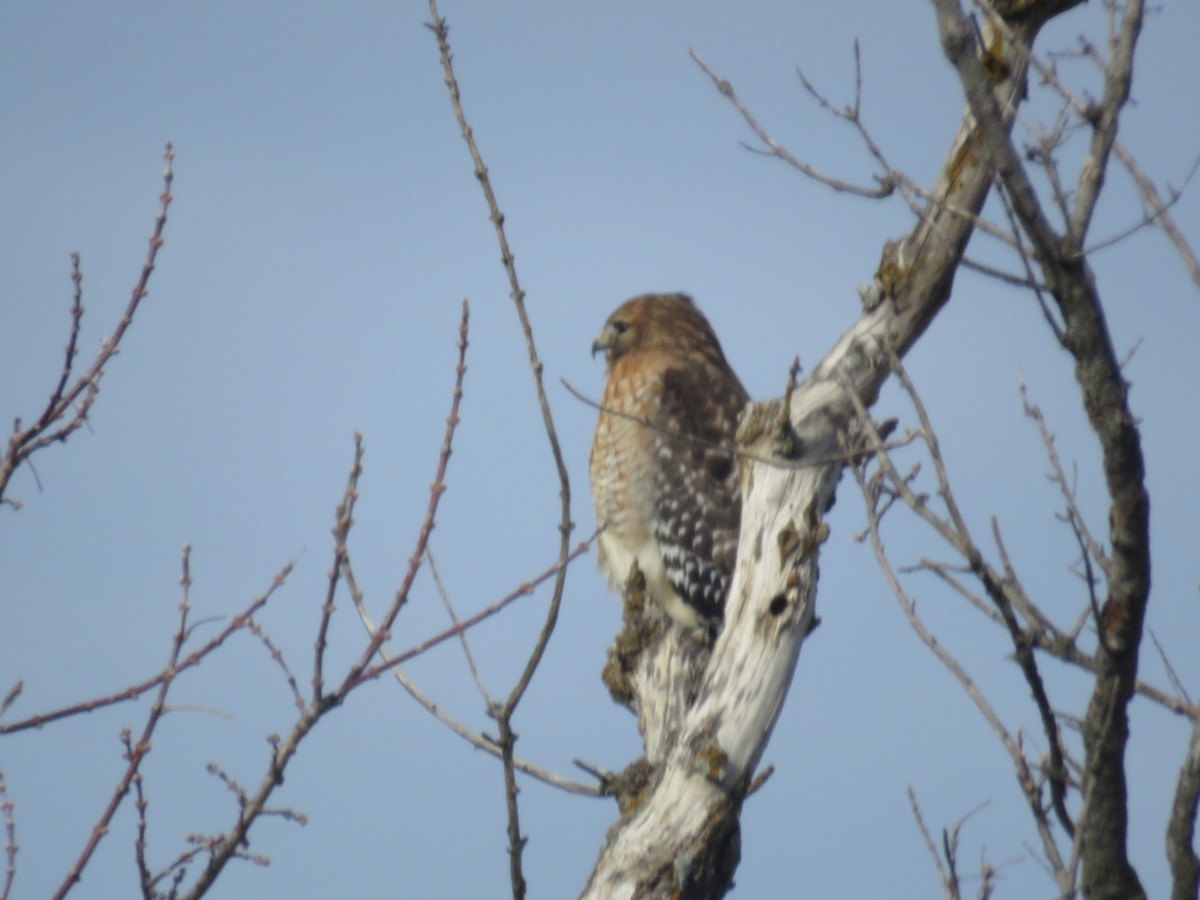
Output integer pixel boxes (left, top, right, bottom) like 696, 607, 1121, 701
0, 144, 174, 508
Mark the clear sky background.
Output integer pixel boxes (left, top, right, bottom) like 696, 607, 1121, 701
2, 2, 1198, 897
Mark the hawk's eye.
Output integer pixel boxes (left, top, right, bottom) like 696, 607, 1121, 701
611, 321, 629, 335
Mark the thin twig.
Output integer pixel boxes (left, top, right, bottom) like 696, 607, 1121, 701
1167, 718, 1200, 900
561, 377, 912, 472
0, 684, 20, 720
907, 559, 1004, 625
988, 518, 1058, 637
995, 177, 1065, 342
1112, 146, 1200, 291
314, 434, 363, 702
130, 731, 153, 899
1149, 630, 1193, 708
54, 254, 86, 422
246, 617, 305, 714
1083, 167, 1194, 257
959, 255, 1047, 290
428, 547, 493, 705
691, 48, 892, 198
0, 769, 15, 900
947, 801, 1001, 900
426, 9, 575, 896
1021, 377, 1109, 572
146, 842, 208, 894
908, 786, 958, 900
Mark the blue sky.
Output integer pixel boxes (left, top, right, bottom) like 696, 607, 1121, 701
2, 2, 1198, 897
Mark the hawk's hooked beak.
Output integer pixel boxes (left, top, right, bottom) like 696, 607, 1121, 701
591, 326, 613, 360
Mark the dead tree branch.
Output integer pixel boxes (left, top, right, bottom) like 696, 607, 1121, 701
584, 4, 1077, 895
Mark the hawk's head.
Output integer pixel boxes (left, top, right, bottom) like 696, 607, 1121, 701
592, 293, 727, 370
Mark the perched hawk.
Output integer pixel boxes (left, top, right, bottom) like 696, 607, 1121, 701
589, 293, 749, 631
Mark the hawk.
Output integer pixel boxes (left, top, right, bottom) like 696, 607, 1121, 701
589, 293, 749, 631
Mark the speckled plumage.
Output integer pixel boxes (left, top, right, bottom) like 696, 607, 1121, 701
589, 293, 749, 630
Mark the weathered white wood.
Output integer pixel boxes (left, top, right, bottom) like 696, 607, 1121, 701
584, 351, 851, 899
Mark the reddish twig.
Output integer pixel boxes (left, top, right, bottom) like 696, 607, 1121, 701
427, 548, 493, 705
54, 543, 193, 899
313, 434, 363, 702
246, 618, 305, 714
1, 144, 174, 508
340, 298, 469, 693
129, 732, 153, 899
0, 684, 20, 720
0, 559, 296, 737
0, 769, 15, 900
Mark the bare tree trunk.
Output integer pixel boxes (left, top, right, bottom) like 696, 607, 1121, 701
931, 0, 1150, 894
